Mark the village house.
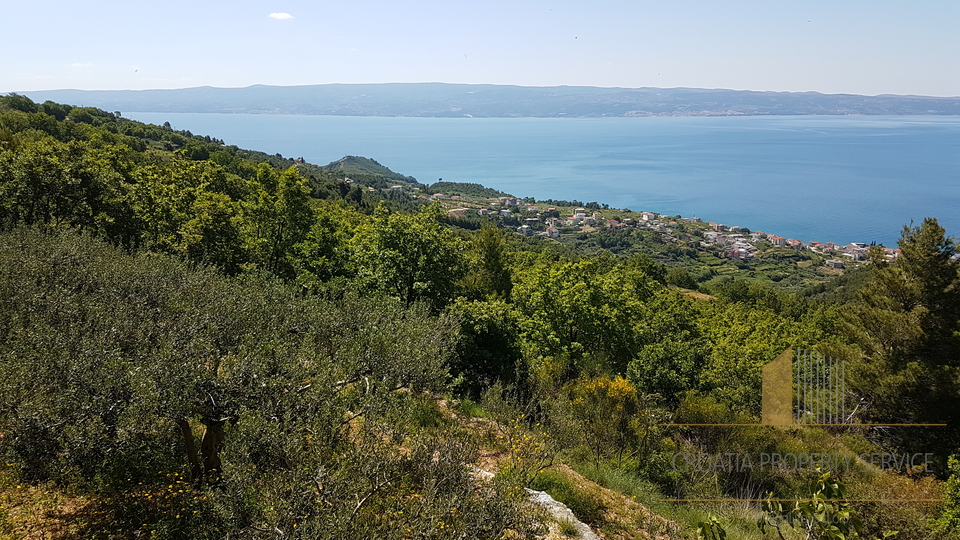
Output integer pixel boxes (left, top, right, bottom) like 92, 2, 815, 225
731, 240, 756, 252
727, 248, 754, 260
568, 208, 588, 226
839, 243, 870, 259
715, 234, 736, 246
839, 244, 869, 261
767, 235, 786, 246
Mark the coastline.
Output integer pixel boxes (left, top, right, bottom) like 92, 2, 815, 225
126, 111, 960, 248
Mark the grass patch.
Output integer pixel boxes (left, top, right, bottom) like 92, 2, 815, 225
454, 398, 485, 419
530, 469, 603, 525
569, 463, 803, 540
407, 394, 451, 428
0, 468, 110, 539
698, 255, 725, 266
558, 517, 580, 537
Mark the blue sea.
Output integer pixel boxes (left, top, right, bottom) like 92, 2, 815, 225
127, 113, 960, 247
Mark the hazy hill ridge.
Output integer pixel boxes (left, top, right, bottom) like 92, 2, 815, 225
22, 83, 960, 117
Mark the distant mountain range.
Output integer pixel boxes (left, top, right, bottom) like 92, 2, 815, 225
20, 83, 960, 117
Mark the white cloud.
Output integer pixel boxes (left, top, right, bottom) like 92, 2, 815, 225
268, 12, 294, 20
70, 63, 94, 68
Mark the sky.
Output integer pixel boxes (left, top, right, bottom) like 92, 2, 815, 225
2, 0, 959, 96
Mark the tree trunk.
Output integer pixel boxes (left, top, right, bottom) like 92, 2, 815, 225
200, 418, 226, 481
176, 418, 202, 482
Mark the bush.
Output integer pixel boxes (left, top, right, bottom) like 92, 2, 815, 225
0, 229, 537, 538
666, 268, 699, 290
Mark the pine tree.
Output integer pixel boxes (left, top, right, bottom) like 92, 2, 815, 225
845, 217, 960, 467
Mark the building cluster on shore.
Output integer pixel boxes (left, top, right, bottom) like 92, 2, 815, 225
427, 189, 903, 268
697, 220, 901, 266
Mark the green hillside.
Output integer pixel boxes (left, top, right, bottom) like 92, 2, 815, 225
430, 181, 511, 199
323, 155, 419, 186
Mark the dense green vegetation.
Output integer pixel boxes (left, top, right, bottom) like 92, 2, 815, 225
0, 230, 535, 539
428, 181, 509, 199
322, 155, 420, 189
2, 94, 959, 539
